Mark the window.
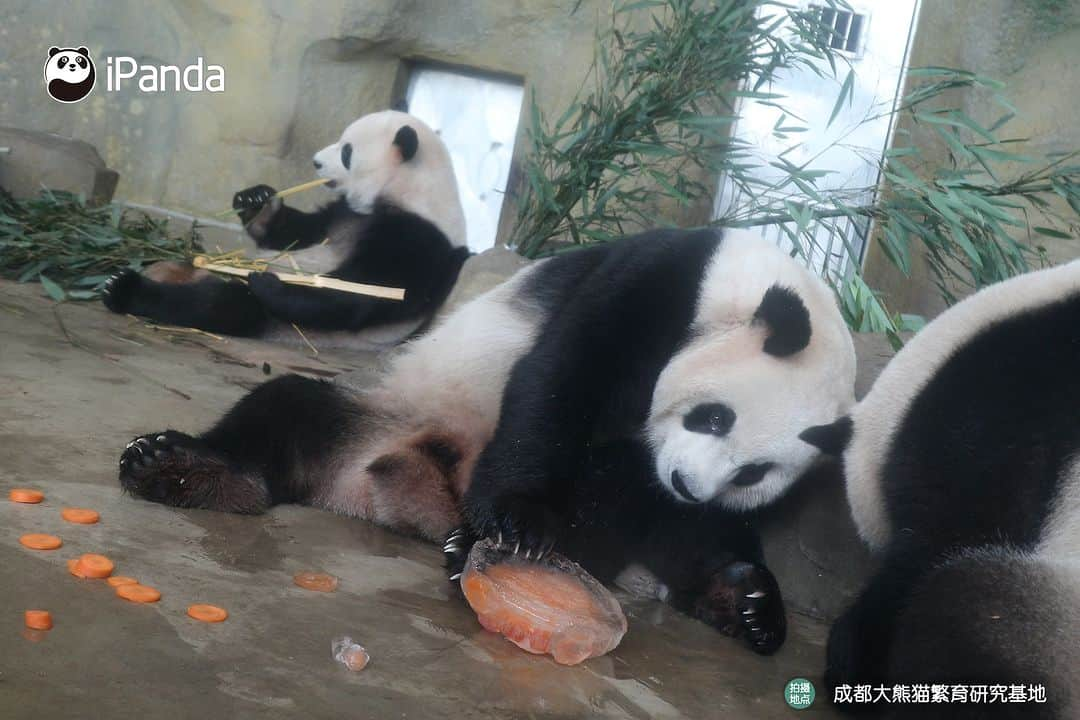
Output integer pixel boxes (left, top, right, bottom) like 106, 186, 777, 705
404, 65, 524, 252
810, 5, 868, 56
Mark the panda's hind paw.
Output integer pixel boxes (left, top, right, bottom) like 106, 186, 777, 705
102, 269, 142, 314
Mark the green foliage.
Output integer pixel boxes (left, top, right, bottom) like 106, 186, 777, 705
0, 189, 201, 301
509, 0, 836, 256
512, 0, 1080, 335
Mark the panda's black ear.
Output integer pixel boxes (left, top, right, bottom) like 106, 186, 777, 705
753, 284, 811, 357
77, 47, 90, 56
49, 47, 61, 57
394, 125, 419, 162
798, 416, 852, 456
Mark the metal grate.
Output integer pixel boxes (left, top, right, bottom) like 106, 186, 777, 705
811, 5, 868, 55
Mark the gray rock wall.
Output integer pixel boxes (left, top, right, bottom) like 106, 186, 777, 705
0, 1, 607, 219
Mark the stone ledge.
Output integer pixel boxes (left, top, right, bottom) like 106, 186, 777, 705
0, 127, 119, 205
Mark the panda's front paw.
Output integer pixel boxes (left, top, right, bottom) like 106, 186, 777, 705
697, 560, 786, 655
102, 269, 142, 314
231, 185, 280, 231
470, 493, 560, 559
443, 526, 475, 583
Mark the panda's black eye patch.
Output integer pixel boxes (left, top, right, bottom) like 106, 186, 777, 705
58, 56, 68, 67
77, 57, 87, 68
340, 143, 352, 170
683, 403, 736, 437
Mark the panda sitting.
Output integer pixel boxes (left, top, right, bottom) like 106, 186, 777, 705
115, 228, 856, 655
103, 110, 470, 348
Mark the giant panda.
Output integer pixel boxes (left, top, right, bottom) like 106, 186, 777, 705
114, 228, 856, 655
103, 110, 469, 349
822, 258, 1080, 717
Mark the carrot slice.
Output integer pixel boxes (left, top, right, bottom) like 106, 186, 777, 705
107, 576, 139, 587
61, 508, 100, 524
24, 610, 53, 631
187, 604, 228, 623
19, 533, 62, 550
9, 488, 44, 504
293, 571, 338, 592
116, 584, 160, 603
67, 558, 86, 577
74, 553, 114, 578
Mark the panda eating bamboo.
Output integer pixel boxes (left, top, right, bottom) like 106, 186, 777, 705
103, 110, 470, 350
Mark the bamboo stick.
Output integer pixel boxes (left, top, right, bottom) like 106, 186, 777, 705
192, 255, 406, 301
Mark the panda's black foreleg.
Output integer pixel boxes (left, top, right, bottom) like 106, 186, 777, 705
627, 500, 787, 655
825, 539, 932, 712
102, 270, 269, 336
118, 374, 356, 513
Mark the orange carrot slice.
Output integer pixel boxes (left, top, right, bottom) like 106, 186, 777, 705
19, 533, 62, 550
107, 576, 138, 587
293, 571, 338, 592
187, 604, 228, 623
61, 508, 100, 524
67, 558, 86, 577
73, 554, 113, 578
116, 584, 160, 603
9, 488, 44, 504
24, 610, 53, 631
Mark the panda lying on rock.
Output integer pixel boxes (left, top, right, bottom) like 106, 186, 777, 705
115, 228, 856, 655
103, 110, 470, 350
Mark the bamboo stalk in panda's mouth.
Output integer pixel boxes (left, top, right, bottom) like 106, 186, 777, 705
192, 255, 406, 301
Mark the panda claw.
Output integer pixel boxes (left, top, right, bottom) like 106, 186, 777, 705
513, 541, 520, 555
746, 591, 766, 599
449, 572, 462, 582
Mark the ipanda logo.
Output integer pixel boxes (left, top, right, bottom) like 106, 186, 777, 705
44, 46, 225, 103
44, 46, 95, 103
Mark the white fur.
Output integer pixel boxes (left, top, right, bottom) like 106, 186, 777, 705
323, 263, 546, 515
647, 229, 857, 510
1039, 454, 1080, 561
312, 110, 467, 248
845, 258, 1080, 550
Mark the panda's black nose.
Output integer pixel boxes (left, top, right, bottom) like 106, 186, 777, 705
313, 159, 322, 169
670, 471, 699, 502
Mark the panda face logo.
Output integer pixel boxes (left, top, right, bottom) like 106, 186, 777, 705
44, 46, 96, 103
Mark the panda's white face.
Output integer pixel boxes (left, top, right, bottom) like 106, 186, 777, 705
310, 110, 467, 247
646, 232, 856, 510
45, 48, 92, 84
312, 112, 401, 214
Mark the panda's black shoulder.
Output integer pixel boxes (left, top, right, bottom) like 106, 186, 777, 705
518, 228, 722, 314
364, 200, 458, 253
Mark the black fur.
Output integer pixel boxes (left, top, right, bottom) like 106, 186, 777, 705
754, 284, 811, 357
104, 194, 469, 335
799, 416, 852, 456
827, 291, 1080, 713
119, 375, 361, 511
464, 229, 721, 551
394, 126, 419, 161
